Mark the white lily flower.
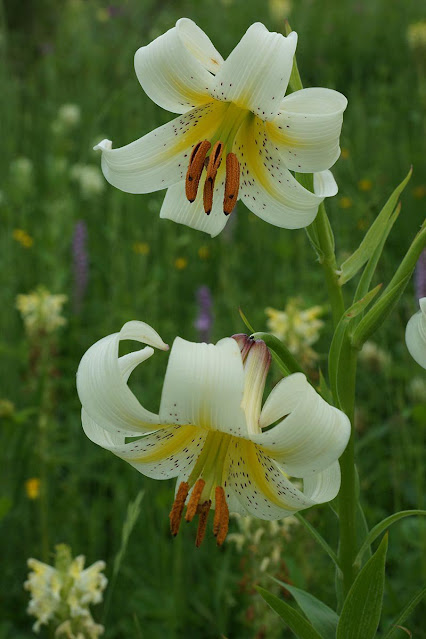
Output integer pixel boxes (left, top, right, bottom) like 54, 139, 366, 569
94, 19, 347, 237
77, 321, 350, 546
405, 297, 426, 368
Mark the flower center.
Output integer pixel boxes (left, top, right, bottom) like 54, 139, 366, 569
169, 431, 232, 547
185, 103, 249, 216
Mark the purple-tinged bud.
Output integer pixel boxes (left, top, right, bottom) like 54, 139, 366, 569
194, 285, 213, 343
415, 248, 426, 300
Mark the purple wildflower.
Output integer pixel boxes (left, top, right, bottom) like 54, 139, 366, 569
415, 249, 426, 300
194, 286, 213, 343
72, 220, 89, 313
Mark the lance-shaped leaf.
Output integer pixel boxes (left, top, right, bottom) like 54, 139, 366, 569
251, 332, 304, 376
338, 168, 412, 286
257, 587, 324, 639
354, 509, 426, 568
351, 220, 426, 348
354, 203, 401, 304
382, 585, 426, 638
336, 534, 388, 639
273, 580, 340, 639
329, 285, 382, 407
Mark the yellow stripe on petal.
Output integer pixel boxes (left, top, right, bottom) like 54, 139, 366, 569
122, 425, 202, 464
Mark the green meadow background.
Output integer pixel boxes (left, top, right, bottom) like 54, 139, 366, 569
1, 0, 425, 636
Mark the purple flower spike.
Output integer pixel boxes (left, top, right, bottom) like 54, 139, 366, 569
194, 285, 213, 343
72, 220, 89, 314
415, 249, 426, 300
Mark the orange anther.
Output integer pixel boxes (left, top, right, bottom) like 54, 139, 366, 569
185, 478, 206, 522
169, 481, 190, 537
203, 141, 224, 215
223, 153, 240, 215
213, 486, 229, 546
195, 500, 211, 547
185, 140, 211, 203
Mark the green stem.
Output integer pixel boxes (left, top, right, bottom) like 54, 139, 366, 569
314, 204, 345, 327
336, 343, 358, 596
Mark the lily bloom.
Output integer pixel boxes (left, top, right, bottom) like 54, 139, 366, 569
77, 321, 350, 547
405, 297, 426, 368
95, 19, 347, 237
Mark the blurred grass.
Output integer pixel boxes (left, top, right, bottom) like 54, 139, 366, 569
1, 0, 425, 636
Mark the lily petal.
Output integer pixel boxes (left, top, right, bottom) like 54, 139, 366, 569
303, 461, 341, 503
405, 297, 426, 368
82, 410, 206, 480
134, 18, 222, 114
255, 373, 350, 477
77, 321, 168, 436
160, 169, 229, 237
159, 337, 248, 437
226, 439, 333, 519
94, 102, 225, 194
268, 88, 347, 172
213, 23, 297, 121
236, 116, 335, 228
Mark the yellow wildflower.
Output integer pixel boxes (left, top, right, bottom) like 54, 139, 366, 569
198, 246, 210, 260
358, 178, 373, 192
339, 196, 353, 209
174, 257, 188, 270
413, 185, 426, 199
132, 242, 150, 255
357, 218, 369, 231
340, 148, 350, 159
13, 229, 34, 248
25, 478, 41, 500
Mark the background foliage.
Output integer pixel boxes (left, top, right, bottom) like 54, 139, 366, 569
1, 0, 425, 636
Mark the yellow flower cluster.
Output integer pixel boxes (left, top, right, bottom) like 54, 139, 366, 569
16, 286, 67, 337
265, 298, 324, 367
13, 228, 34, 248
227, 513, 298, 571
24, 544, 107, 637
132, 241, 150, 255
407, 21, 426, 49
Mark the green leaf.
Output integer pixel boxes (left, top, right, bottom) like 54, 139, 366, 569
328, 285, 381, 406
382, 585, 426, 638
354, 510, 426, 568
251, 332, 304, 376
257, 587, 324, 639
351, 276, 410, 348
238, 307, 255, 333
336, 534, 388, 639
339, 169, 412, 285
284, 20, 304, 93
295, 513, 340, 570
352, 221, 426, 348
0, 497, 11, 522
354, 203, 401, 304
273, 580, 339, 639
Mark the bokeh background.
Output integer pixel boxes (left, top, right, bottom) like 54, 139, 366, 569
1, 0, 425, 636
